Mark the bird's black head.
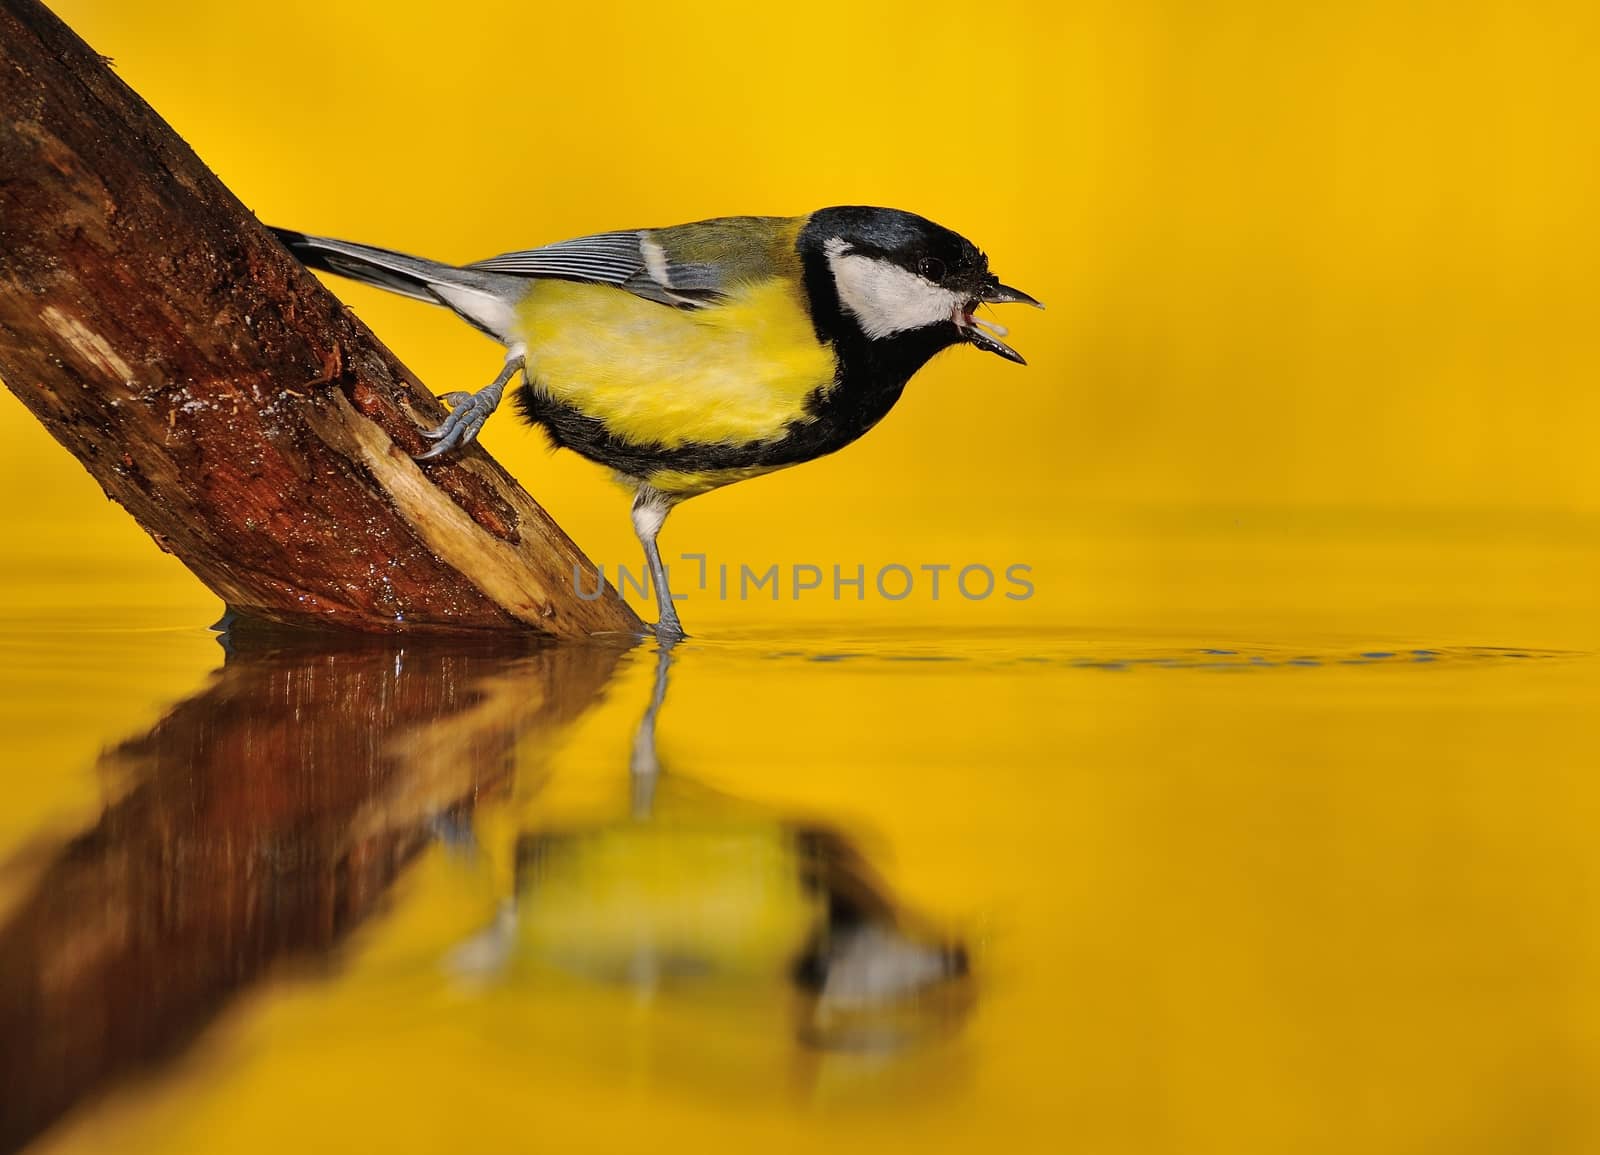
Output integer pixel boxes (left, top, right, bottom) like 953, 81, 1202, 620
798, 206, 1041, 365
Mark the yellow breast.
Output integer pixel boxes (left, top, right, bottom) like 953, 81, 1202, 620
513, 277, 837, 450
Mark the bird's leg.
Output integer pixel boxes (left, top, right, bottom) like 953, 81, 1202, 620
631, 488, 686, 641
415, 345, 524, 460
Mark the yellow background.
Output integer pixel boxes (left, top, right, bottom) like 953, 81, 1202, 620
3, 0, 1598, 628
5, 4, 1600, 1154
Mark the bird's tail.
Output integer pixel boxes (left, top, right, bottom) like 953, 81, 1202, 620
270, 228, 523, 343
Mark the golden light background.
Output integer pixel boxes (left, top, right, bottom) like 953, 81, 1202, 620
3, 0, 1597, 636
5, 6, 1600, 1152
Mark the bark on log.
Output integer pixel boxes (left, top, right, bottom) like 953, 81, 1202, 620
0, 0, 640, 638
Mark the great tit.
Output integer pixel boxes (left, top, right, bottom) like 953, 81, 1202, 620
271, 207, 1040, 638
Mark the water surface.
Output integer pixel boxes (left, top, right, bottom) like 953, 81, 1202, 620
2, 530, 1598, 1154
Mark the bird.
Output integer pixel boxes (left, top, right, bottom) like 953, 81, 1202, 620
271, 207, 1040, 639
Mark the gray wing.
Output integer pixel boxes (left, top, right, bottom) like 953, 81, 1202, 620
467, 230, 718, 309
466, 217, 797, 310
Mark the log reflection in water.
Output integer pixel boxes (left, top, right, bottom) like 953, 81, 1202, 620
0, 630, 625, 1153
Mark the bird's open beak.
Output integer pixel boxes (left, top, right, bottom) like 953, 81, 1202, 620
957, 282, 1043, 365
982, 282, 1043, 309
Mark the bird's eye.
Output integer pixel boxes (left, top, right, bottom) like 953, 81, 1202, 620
917, 257, 946, 282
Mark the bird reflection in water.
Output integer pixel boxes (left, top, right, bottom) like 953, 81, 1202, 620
451, 642, 974, 1053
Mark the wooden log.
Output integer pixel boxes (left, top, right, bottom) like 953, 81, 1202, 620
0, 0, 640, 638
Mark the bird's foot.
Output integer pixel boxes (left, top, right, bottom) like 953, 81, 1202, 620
653, 617, 687, 644
415, 384, 503, 460
414, 352, 522, 461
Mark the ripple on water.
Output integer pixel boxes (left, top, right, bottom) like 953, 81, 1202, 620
701, 631, 1584, 673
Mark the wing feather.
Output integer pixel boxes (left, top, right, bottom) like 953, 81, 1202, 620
468, 230, 711, 308
468, 231, 646, 282
464, 217, 801, 311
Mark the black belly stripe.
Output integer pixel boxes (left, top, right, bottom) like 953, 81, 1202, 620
515, 373, 925, 476
514, 382, 827, 476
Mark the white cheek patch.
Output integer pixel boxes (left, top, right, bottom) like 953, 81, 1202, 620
824, 239, 962, 339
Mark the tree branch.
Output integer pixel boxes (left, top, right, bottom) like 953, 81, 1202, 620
0, 0, 640, 638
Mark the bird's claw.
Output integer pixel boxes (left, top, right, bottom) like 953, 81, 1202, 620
653, 613, 687, 643
412, 356, 519, 462
414, 388, 498, 460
